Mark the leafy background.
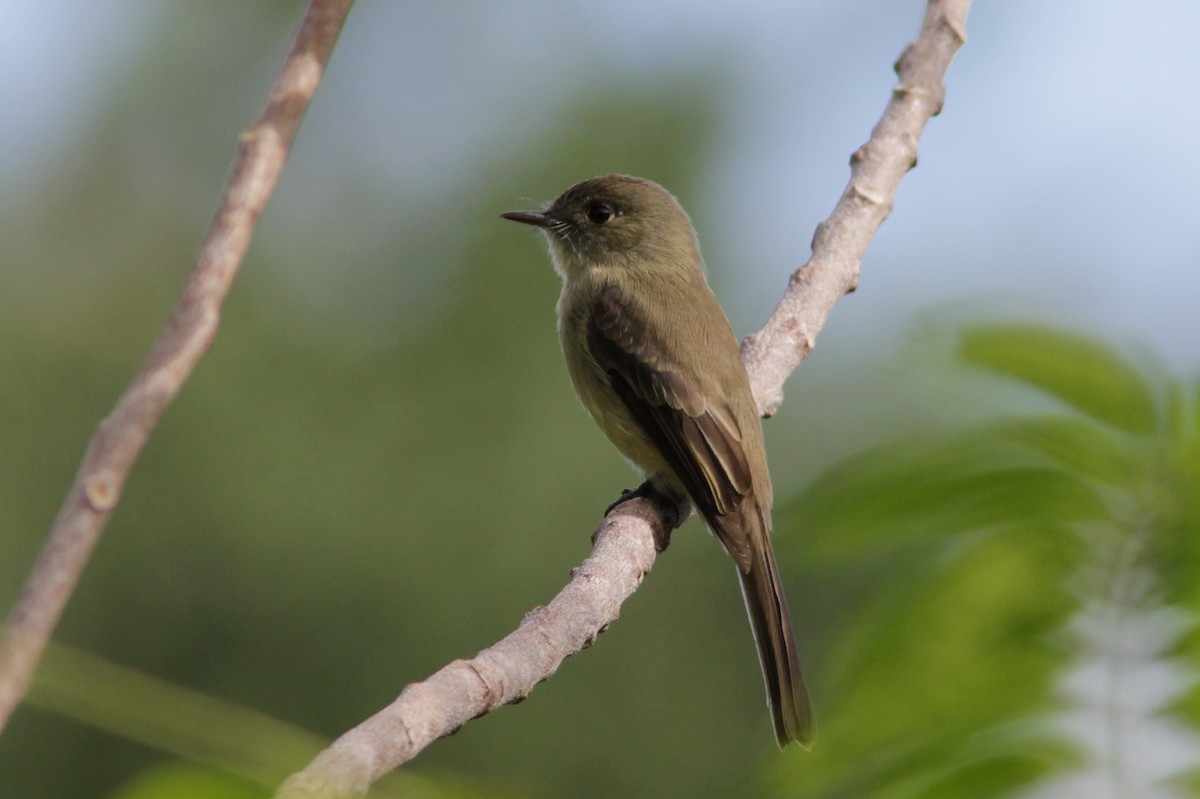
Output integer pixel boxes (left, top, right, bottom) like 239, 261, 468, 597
2, 2, 1198, 798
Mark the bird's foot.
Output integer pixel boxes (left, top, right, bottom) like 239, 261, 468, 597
604, 482, 658, 516
603, 481, 687, 552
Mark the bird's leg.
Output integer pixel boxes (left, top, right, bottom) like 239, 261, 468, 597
603, 480, 689, 552
604, 481, 658, 516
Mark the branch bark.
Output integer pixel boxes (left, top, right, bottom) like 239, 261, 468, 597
0, 0, 357, 734
277, 0, 971, 796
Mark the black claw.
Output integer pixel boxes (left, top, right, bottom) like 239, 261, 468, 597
605, 483, 658, 516
604, 481, 689, 553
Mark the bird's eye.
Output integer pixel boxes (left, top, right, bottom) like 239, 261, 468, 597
586, 203, 614, 225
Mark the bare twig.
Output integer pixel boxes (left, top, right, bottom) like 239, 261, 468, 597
0, 0, 357, 734
277, 1, 971, 795
741, 0, 969, 415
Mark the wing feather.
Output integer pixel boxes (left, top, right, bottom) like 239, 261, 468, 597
587, 287, 755, 570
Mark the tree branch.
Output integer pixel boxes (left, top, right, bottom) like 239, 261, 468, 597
277, 0, 972, 796
741, 0, 969, 416
280, 498, 672, 799
0, 0, 357, 734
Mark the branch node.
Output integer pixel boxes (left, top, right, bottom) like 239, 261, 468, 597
942, 12, 968, 44
520, 605, 551, 627
892, 82, 933, 103
847, 180, 890, 209
533, 624, 560, 654
905, 134, 920, 170
798, 321, 815, 351
83, 472, 120, 512
463, 661, 496, 705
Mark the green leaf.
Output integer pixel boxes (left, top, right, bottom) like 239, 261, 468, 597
109, 763, 266, 799
771, 324, 1196, 799
900, 737, 1080, 799
771, 526, 1078, 799
30, 643, 501, 799
784, 435, 1108, 559
974, 416, 1142, 485
960, 324, 1159, 434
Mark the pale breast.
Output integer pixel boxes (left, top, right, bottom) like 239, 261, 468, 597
557, 277, 670, 478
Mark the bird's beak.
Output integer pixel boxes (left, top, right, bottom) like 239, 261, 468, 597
500, 210, 553, 228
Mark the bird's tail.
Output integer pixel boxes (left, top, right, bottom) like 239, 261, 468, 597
736, 531, 815, 748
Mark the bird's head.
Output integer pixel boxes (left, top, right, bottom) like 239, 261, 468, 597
502, 174, 702, 281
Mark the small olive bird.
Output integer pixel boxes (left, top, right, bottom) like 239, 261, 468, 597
502, 174, 814, 748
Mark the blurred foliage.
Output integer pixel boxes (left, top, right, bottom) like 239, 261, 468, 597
4, 5, 1200, 799
770, 323, 1200, 798
110, 763, 267, 799
28, 642, 490, 799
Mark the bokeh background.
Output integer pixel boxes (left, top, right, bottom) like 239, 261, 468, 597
2, 2, 1199, 798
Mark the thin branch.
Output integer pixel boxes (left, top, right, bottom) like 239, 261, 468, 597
741, 0, 969, 416
277, 0, 972, 795
0, 0, 357, 734
280, 498, 671, 799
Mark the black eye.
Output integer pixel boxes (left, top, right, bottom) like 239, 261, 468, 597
586, 203, 614, 225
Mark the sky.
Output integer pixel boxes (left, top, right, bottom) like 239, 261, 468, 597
2, 0, 1198, 371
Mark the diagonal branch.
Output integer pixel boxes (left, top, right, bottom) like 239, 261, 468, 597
741, 0, 968, 416
280, 498, 673, 799
277, 0, 972, 796
0, 0, 357, 734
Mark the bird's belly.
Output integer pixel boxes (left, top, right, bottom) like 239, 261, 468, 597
558, 279, 672, 481
570, 360, 669, 477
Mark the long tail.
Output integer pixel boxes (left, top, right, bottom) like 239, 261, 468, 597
736, 535, 815, 748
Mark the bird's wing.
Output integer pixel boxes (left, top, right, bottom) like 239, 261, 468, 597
587, 286, 756, 571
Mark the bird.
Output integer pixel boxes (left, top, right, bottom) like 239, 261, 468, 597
501, 174, 814, 748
